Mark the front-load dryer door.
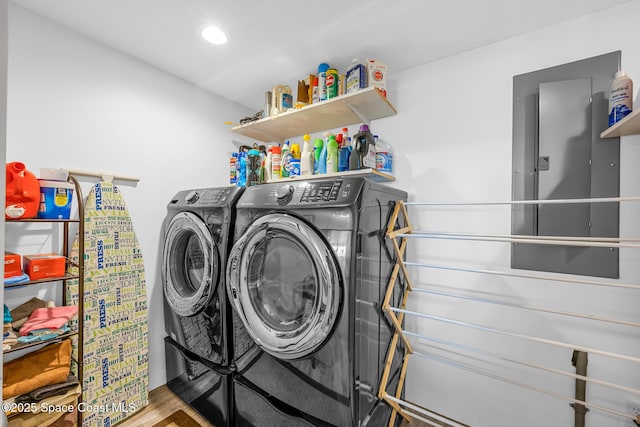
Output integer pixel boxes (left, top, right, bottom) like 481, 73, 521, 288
163, 211, 220, 317
227, 213, 342, 360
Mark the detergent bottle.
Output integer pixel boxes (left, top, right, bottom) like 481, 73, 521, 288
313, 138, 324, 175
374, 135, 393, 174
264, 145, 273, 181
280, 140, 292, 178
326, 135, 339, 173
5, 162, 40, 219
236, 152, 247, 187
289, 143, 301, 176
272, 85, 293, 115
349, 124, 376, 170
301, 134, 314, 176
318, 135, 329, 175
271, 145, 282, 179
338, 135, 351, 172
247, 149, 262, 186
608, 70, 633, 126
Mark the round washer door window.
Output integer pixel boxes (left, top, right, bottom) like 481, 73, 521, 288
163, 211, 219, 317
227, 213, 342, 360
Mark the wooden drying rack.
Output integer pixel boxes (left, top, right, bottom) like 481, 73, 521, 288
379, 200, 414, 427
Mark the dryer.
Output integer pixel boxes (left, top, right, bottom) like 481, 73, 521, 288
226, 177, 408, 426
162, 186, 245, 426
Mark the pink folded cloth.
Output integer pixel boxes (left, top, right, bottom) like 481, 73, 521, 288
19, 306, 78, 336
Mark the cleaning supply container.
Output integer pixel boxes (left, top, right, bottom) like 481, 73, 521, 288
608, 70, 633, 126
37, 180, 74, 219
5, 162, 40, 219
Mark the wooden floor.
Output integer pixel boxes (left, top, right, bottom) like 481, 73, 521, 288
116, 385, 214, 427
112, 385, 451, 427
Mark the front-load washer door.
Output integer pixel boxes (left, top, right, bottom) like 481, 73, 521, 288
227, 213, 342, 360
163, 211, 220, 317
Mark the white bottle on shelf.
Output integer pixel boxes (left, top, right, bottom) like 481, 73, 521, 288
300, 135, 314, 176
608, 70, 633, 127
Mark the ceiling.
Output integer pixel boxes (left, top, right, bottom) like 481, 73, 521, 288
12, 0, 634, 111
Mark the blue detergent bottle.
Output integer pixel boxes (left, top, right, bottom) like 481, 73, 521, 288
313, 139, 324, 174
237, 151, 247, 187
318, 137, 328, 174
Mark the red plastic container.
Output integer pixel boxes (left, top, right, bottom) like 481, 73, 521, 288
5, 162, 40, 219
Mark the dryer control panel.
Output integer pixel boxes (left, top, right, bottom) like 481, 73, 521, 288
238, 178, 365, 208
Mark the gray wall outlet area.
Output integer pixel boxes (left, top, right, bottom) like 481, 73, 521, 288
511, 51, 621, 278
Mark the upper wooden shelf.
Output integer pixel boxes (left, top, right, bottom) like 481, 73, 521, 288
230, 86, 397, 143
600, 108, 640, 138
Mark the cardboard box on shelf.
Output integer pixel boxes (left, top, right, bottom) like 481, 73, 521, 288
23, 253, 66, 280
4, 252, 22, 278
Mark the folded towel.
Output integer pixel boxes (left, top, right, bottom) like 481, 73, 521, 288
19, 307, 78, 337
10, 298, 48, 322
17, 325, 70, 344
4, 272, 30, 285
4, 305, 12, 323
2, 340, 72, 399
4, 383, 81, 426
14, 374, 79, 403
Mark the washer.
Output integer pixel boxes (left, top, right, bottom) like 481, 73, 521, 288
162, 186, 244, 426
226, 177, 408, 426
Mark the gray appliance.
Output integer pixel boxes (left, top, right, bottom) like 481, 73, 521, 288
162, 186, 245, 426
226, 177, 408, 426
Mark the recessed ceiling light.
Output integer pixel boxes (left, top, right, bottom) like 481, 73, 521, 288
201, 26, 228, 45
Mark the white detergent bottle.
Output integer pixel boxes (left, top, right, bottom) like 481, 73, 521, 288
374, 135, 393, 174
609, 70, 633, 126
300, 134, 314, 176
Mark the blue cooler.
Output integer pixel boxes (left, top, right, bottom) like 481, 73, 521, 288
37, 180, 74, 219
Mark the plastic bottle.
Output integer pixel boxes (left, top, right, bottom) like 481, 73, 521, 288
247, 149, 261, 186
272, 85, 293, 116
608, 70, 633, 127
312, 76, 319, 104
326, 135, 339, 173
318, 63, 329, 102
326, 68, 339, 99
237, 152, 247, 187
312, 139, 323, 174
317, 138, 328, 175
338, 136, 352, 172
264, 146, 273, 181
374, 135, 393, 174
280, 140, 292, 178
349, 124, 376, 170
229, 153, 238, 185
5, 162, 40, 219
341, 127, 349, 144
271, 145, 282, 179
301, 134, 314, 176
289, 143, 301, 176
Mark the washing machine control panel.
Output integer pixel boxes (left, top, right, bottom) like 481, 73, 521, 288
300, 180, 343, 203
181, 188, 234, 206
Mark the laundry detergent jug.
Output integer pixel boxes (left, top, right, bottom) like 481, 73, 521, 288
5, 162, 40, 219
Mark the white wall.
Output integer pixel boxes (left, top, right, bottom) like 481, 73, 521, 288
373, 2, 640, 426
1, 0, 7, 413
5, 2, 640, 426
5, 4, 253, 391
